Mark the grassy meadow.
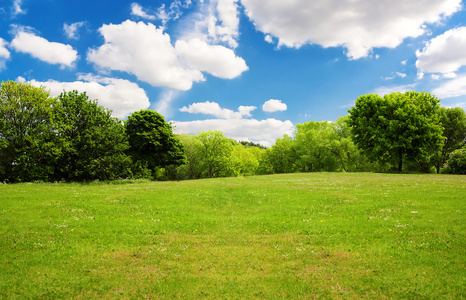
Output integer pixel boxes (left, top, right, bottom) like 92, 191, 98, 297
1, 173, 465, 299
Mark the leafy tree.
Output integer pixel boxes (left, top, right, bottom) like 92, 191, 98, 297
441, 147, 466, 174
126, 110, 186, 178
442, 147, 466, 174
0, 81, 58, 182
433, 107, 466, 173
348, 92, 444, 172
230, 144, 263, 176
172, 134, 203, 180
258, 135, 297, 174
293, 121, 339, 172
53, 91, 131, 181
196, 130, 233, 178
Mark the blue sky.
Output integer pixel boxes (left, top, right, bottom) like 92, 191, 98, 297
1, 0, 466, 146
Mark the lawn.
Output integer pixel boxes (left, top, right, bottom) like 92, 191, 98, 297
1, 173, 465, 298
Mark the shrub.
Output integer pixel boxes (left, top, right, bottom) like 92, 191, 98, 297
441, 148, 466, 174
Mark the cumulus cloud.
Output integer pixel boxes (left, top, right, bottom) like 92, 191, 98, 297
63, 22, 85, 39
131, 3, 156, 20
175, 38, 248, 79
214, 0, 240, 47
0, 38, 10, 70
241, 0, 462, 59
180, 101, 256, 119
10, 29, 78, 68
27, 74, 150, 118
432, 74, 466, 99
171, 118, 294, 147
416, 26, 466, 74
178, 0, 239, 49
87, 20, 204, 90
262, 99, 287, 112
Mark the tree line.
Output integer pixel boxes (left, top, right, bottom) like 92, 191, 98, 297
1, 81, 465, 182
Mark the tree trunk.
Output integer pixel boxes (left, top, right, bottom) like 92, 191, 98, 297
398, 149, 403, 172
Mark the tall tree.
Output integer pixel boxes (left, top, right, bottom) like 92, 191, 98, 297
196, 130, 233, 178
53, 91, 131, 181
126, 110, 186, 177
434, 107, 466, 173
0, 81, 58, 182
348, 92, 444, 172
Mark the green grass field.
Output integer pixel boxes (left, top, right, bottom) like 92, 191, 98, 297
1, 173, 465, 299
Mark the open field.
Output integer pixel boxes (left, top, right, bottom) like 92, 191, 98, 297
1, 173, 465, 299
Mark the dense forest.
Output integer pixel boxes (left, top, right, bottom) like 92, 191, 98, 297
1, 81, 465, 182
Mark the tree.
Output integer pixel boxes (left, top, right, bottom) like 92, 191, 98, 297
126, 110, 186, 177
0, 81, 58, 182
258, 135, 297, 174
434, 107, 466, 173
174, 134, 203, 180
441, 147, 466, 174
53, 91, 131, 181
348, 92, 444, 172
293, 121, 339, 172
196, 130, 233, 178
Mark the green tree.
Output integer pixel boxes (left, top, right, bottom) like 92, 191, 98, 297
174, 134, 203, 180
441, 147, 466, 174
258, 135, 297, 174
126, 110, 186, 178
53, 91, 131, 181
0, 81, 58, 182
196, 130, 233, 178
434, 107, 466, 173
293, 121, 340, 172
348, 92, 444, 172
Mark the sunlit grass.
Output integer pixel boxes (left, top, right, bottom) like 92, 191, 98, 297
1, 173, 465, 298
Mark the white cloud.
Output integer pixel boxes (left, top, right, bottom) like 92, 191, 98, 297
27, 75, 150, 118
215, 0, 240, 47
131, 3, 156, 20
401, 60, 407, 65
432, 74, 441, 80
177, 0, 239, 49
262, 99, 287, 112
11, 0, 25, 17
396, 72, 407, 78
372, 83, 418, 96
10, 29, 78, 68
171, 118, 294, 147
240, 0, 462, 59
154, 89, 180, 118
432, 74, 466, 98
264, 34, 273, 43
63, 22, 85, 39
180, 101, 256, 119
87, 20, 204, 90
175, 38, 248, 79
0, 38, 10, 59
416, 26, 466, 74
0, 38, 10, 70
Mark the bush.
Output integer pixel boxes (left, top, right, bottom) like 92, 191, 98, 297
441, 148, 466, 174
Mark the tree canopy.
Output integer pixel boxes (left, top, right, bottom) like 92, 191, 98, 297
348, 92, 444, 172
125, 110, 186, 177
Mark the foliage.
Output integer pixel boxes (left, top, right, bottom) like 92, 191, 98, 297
126, 110, 186, 178
433, 107, 466, 173
348, 92, 444, 172
53, 91, 131, 181
258, 135, 297, 174
441, 147, 466, 174
0, 81, 58, 182
196, 130, 233, 178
